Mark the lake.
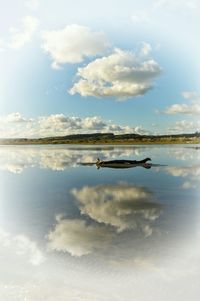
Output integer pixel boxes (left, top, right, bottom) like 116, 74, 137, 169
0, 144, 200, 301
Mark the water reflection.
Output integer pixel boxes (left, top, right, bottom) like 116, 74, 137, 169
48, 216, 113, 257
72, 183, 162, 234
0, 145, 143, 173
167, 146, 200, 162
0, 227, 45, 266
157, 165, 200, 190
0, 145, 200, 301
48, 183, 162, 257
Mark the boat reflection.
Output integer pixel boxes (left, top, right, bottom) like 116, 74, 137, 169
80, 158, 167, 169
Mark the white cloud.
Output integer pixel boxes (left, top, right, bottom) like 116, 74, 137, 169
163, 91, 200, 115
37, 114, 140, 136
81, 116, 107, 129
42, 24, 109, 68
0, 112, 31, 123
164, 103, 200, 115
9, 16, 39, 49
139, 42, 152, 56
38, 114, 82, 131
0, 113, 149, 138
47, 215, 113, 257
69, 47, 162, 100
72, 183, 162, 234
181, 91, 200, 100
167, 120, 200, 133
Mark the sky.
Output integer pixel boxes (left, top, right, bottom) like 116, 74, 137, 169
0, 0, 200, 138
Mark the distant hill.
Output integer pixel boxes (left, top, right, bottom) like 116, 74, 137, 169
0, 132, 200, 145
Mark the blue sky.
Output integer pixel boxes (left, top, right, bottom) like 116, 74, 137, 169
0, 0, 200, 138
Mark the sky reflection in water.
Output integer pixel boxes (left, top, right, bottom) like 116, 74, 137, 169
0, 145, 200, 301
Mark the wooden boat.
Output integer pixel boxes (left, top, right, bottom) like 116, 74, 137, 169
96, 158, 152, 169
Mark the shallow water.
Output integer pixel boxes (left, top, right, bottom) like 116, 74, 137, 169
0, 144, 200, 301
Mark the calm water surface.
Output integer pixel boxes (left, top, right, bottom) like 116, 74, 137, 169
0, 145, 200, 301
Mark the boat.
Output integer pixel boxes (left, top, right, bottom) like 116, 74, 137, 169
96, 158, 152, 169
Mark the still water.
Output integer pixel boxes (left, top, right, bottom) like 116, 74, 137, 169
0, 144, 200, 301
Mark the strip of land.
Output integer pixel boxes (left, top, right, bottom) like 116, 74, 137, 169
0, 133, 200, 145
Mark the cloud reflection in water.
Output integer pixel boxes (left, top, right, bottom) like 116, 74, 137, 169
0, 146, 142, 173
0, 145, 200, 300
48, 183, 163, 257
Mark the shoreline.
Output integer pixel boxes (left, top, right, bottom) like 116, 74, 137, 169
1, 139, 200, 146
1, 133, 200, 146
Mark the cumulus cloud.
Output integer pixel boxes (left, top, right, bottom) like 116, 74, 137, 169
0, 112, 148, 138
0, 112, 31, 123
38, 115, 111, 133
69, 46, 161, 100
42, 24, 109, 69
164, 103, 200, 115
162, 91, 200, 133
167, 120, 200, 134
81, 116, 107, 129
9, 16, 39, 49
38, 114, 82, 132
181, 91, 200, 100
72, 183, 162, 234
163, 91, 200, 115
47, 215, 113, 256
